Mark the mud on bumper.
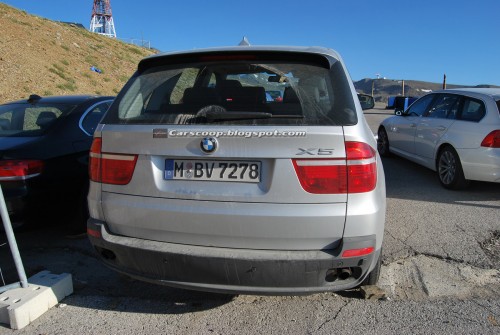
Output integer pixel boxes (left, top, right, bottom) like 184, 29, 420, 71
87, 219, 380, 295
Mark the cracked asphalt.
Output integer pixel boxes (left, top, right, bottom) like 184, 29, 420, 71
0, 106, 499, 334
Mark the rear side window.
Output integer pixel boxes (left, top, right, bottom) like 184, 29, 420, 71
104, 53, 357, 126
0, 111, 12, 131
80, 101, 112, 136
497, 100, 500, 116
460, 98, 485, 122
0, 103, 74, 137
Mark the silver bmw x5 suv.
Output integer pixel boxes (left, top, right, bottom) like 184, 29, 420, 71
87, 45, 386, 294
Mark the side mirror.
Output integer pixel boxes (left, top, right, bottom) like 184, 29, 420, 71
357, 93, 375, 110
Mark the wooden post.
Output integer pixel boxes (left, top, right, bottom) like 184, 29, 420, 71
402, 80, 405, 96
443, 74, 447, 89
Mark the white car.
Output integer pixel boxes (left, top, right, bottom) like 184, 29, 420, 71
378, 88, 500, 189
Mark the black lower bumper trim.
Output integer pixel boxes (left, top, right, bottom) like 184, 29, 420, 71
88, 219, 380, 295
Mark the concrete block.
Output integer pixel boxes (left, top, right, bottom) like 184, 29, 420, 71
0, 271, 73, 329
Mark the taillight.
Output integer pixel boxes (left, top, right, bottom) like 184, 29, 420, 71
292, 141, 377, 194
342, 247, 374, 258
481, 130, 500, 148
292, 159, 347, 194
89, 138, 102, 182
87, 227, 101, 238
89, 138, 137, 185
0, 160, 44, 181
345, 142, 377, 193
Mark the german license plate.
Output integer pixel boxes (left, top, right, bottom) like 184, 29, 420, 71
164, 159, 261, 183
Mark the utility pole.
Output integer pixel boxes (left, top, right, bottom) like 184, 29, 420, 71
372, 74, 381, 96
402, 79, 405, 96
443, 73, 447, 89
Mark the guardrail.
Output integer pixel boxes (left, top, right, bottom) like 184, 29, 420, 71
119, 38, 151, 49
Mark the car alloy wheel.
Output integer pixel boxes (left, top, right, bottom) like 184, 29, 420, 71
437, 146, 468, 190
439, 150, 456, 184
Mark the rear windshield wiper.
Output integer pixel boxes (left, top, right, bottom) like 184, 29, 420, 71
205, 111, 271, 122
201, 111, 304, 122
270, 114, 304, 119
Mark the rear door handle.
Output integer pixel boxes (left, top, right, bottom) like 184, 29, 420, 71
410, 123, 416, 128
437, 126, 446, 131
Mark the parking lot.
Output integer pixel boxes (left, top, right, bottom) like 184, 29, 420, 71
0, 105, 499, 334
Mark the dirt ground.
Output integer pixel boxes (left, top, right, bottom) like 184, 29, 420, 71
0, 3, 155, 103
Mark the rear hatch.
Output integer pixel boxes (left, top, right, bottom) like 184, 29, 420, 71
93, 49, 367, 250
99, 125, 347, 204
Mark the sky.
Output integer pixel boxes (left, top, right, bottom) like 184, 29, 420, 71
2, 0, 500, 86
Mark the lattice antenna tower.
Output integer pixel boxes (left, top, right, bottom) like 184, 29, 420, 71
89, 0, 117, 38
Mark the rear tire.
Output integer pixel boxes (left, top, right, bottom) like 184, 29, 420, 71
361, 250, 382, 286
377, 127, 391, 157
437, 146, 469, 190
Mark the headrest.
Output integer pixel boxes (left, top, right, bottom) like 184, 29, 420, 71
36, 111, 57, 128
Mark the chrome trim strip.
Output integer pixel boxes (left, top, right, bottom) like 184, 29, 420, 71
78, 99, 114, 136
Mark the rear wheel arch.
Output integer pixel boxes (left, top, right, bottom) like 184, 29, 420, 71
435, 143, 450, 169
358, 247, 382, 287
435, 142, 459, 170
435, 144, 469, 189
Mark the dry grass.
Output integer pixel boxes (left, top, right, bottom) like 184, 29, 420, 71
0, 3, 156, 102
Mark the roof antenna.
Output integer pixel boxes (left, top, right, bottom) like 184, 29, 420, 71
28, 94, 42, 104
238, 36, 250, 46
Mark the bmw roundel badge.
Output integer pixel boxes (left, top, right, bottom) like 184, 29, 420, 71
200, 137, 218, 154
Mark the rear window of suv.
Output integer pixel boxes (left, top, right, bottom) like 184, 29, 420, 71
104, 52, 357, 126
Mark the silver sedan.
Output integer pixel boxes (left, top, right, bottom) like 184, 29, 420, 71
378, 88, 500, 189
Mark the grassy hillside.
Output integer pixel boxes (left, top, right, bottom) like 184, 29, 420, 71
0, 3, 155, 103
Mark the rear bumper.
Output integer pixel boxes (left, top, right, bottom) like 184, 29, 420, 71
88, 218, 380, 295
458, 147, 500, 183
0, 196, 26, 228
0, 182, 30, 226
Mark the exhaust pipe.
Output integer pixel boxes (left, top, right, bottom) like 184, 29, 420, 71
325, 269, 338, 282
100, 248, 116, 260
338, 268, 352, 280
